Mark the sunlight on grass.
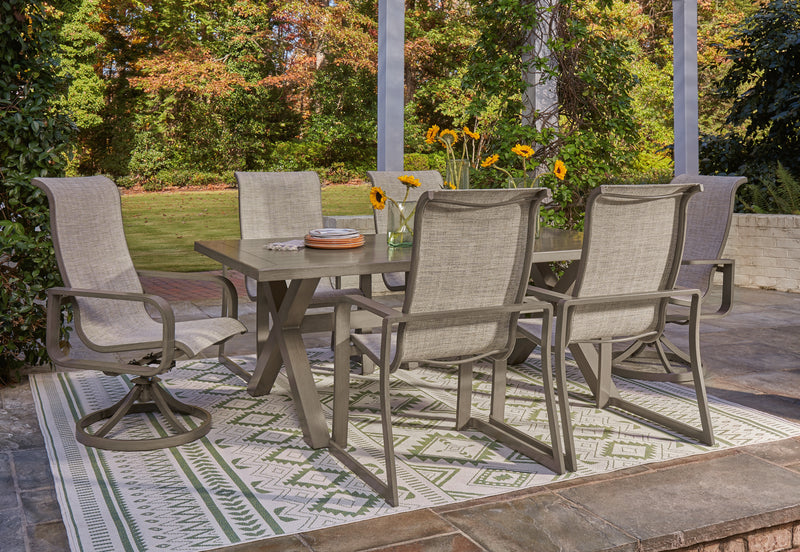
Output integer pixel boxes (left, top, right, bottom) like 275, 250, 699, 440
122, 185, 372, 272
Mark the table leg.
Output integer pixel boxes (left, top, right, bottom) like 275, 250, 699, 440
568, 342, 622, 406
249, 277, 330, 449
247, 281, 287, 397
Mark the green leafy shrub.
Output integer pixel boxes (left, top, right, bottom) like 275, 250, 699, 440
1, 0, 75, 383
743, 163, 800, 215
701, 0, 800, 203
269, 141, 328, 172
403, 153, 433, 172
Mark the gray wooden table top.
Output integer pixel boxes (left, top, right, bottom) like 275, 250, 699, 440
195, 228, 582, 282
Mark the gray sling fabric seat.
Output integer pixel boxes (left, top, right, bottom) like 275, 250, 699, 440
518, 183, 715, 471
35, 176, 247, 451
613, 174, 746, 382
330, 189, 571, 506
366, 170, 444, 291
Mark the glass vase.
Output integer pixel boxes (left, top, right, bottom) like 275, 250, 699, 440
446, 159, 470, 190
387, 201, 416, 247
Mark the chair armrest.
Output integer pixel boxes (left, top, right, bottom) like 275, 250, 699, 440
342, 293, 551, 325
46, 286, 177, 376
526, 285, 572, 304
564, 287, 700, 308
680, 258, 733, 267
673, 259, 735, 318
338, 294, 402, 320
136, 269, 239, 319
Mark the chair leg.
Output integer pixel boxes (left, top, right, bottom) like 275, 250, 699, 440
329, 304, 399, 506
606, 295, 715, 446
76, 375, 212, 452
456, 362, 474, 430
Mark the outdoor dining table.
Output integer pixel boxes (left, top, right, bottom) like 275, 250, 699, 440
195, 227, 583, 449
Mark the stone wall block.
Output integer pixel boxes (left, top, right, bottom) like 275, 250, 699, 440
746, 526, 793, 552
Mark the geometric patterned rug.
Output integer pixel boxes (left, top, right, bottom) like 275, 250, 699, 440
31, 349, 800, 552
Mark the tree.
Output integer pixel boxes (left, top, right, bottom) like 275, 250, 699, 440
0, 0, 75, 382
701, 0, 800, 202
463, 0, 640, 228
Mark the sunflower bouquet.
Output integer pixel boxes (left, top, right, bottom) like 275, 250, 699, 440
370, 174, 421, 246
481, 144, 567, 188
425, 125, 481, 189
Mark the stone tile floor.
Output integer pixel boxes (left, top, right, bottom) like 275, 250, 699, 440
2, 274, 800, 552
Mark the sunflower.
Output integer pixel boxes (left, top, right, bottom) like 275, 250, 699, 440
481, 154, 499, 168
511, 144, 535, 159
370, 186, 388, 210
443, 181, 457, 190
463, 127, 480, 141
554, 159, 567, 180
439, 128, 459, 147
398, 174, 421, 188
425, 125, 440, 144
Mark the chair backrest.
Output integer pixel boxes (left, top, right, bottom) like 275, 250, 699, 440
367, 171, 443, 234
394, 188, 550, 366
568, 183, 701, 342
236, 171, 324, 239
33, 176, 148, 342
670, 174, 746, 295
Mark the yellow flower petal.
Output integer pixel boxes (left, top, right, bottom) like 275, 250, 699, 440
425, 125, 440, 144
481, 154, 499, 168
370, 186, 387, 210
511, 144, 535, 159
554, 159, 567, 180
463, 127, 480, 140
398, 174, 421, 188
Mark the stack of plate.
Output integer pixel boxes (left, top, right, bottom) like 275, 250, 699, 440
304, 228, 365, 249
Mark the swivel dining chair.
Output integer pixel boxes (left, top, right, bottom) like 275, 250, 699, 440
613, 174, 746, 382
519, 183, 715, 471
331, 188, 571, 506
366, 170, 444, 291
35, 176, 247, 451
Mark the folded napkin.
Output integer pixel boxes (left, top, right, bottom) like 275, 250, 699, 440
265, 239, 306, 251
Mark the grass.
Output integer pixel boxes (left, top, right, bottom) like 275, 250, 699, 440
121, 185, 372, 271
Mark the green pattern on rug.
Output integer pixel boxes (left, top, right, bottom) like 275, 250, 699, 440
31, 349, 800, 552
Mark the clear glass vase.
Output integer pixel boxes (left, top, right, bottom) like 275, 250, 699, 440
446, 159, 470, 190
387, 201, 416, 247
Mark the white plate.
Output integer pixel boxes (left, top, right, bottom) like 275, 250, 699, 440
308, 228, 361, 239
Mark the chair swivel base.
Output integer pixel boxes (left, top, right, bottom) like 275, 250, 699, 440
76, 375, 212, 451
611, 338, 708, 384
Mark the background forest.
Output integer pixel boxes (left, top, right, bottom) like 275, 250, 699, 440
51, 0, 775, 205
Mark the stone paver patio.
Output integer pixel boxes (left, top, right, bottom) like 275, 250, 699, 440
2, 273, 800, 552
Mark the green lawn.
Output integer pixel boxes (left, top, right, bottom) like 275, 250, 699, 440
122, 185, 372, 272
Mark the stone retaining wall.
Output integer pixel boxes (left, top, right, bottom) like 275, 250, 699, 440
722, 214, 800, 294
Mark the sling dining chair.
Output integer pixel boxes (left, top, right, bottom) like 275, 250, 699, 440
518, 183, 715, 471
35, 176, 247, 451
235, 171, 375, 357
367, 170, 444, 291
330, 188, 571, 506
613, 174, 746, 382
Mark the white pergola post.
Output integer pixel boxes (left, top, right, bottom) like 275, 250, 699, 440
673, 0, 699, 175
377, 0, 405, 171
522, 0, 559, 132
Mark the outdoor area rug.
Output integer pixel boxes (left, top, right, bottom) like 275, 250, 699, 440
32, 349, 800, 552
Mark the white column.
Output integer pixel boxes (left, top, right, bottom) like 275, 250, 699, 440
377, 0, 405, 171
673, 0, 699, 175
